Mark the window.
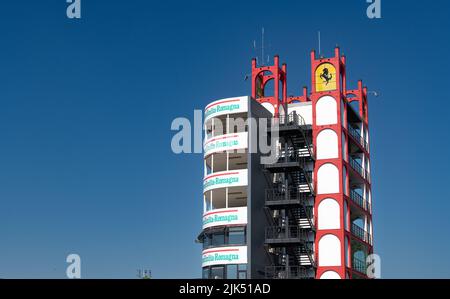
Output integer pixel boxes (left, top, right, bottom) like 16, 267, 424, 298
228, 227, 245, 245
212, 232, 225, 247
238, 264, 247, 279
210, 266, 225, 279
202, 268, 210, 279
226, 265, 237, 279
202, 235, 211, 250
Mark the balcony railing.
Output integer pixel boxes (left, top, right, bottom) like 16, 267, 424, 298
349, 157, 372, 184
351, 223, 372, 244
271, 149, 309, 166
349, 190, 369, 212
266, 226, 307, 243
353, 257, 367, 275
265, 266, 308, 279
277, 112, 307, 127
348, 126, 369, 151
266, 188, 308, 204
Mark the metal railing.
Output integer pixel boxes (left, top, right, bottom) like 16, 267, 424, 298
350, 190, 367, 211
353, 258, 367, 274
273, 112, 314, 158
351, 223, 371, 244
348, 126, 368, 150
265, 266, 308, 279
349, 157, 365, 178
278, 112, 306, 127
266, 226, 307, 242
274, 149, 308, 165
266, 188, 308, 204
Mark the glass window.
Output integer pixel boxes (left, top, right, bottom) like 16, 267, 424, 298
237, 264, 247, 279
238, 264, 247, 271
205, 196, 212, 212
202, 267, 210, 279
211, 266, 224, 279
212, 232, 225, 247
228, 227, 245, 245
226, 265, 237, 279
203, 235, 211, 249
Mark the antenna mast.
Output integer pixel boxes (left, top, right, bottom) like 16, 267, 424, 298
318, 31, 321, 56
262, 27, 265, 66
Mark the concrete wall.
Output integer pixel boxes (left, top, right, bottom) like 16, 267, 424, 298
247, 98, 272, 279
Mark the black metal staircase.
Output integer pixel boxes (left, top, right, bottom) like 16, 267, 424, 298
263, 111, 316, 279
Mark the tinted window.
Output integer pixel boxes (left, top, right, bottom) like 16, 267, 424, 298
226, 265, 237, 279
212, 232, 225, 246
210, 266, 224, 279
202, 268, 210, 279
228, 227, 245, 245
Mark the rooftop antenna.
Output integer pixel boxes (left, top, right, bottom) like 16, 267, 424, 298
262, 27, 265, 66
253, 27, 270, 66
137, 269, 152, 279
318, 31, 322, 57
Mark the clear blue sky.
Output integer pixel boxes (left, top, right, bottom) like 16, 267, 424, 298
0, 0, 449, 278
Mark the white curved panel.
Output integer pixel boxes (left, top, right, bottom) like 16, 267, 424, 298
318, 234, 342, 267
202, 246, 247, 267
202, 207, 247, 230
317, 163, 340, 194
316, 96, 337, 125
318, 198, 340, 230
204, 96, 249, 122
204, 132, 248, 156
320, 271, 341, 279
317, 129, 338, 159
203, 169, 248, 193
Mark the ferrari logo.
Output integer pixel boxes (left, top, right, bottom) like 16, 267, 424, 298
315, 63, 337, 92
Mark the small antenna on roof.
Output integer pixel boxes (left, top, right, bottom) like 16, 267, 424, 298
252, 27, 271, 66
318, 31, 321, 57
262, 27, 265, 66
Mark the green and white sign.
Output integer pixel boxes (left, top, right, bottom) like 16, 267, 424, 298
202, 207, 247, 230
202, 246, 247, 267
203, 170, 248, 193
204, 132, 248, 156
204, 96, 248, 122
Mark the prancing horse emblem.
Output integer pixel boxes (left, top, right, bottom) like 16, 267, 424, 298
320, 68, 333, 85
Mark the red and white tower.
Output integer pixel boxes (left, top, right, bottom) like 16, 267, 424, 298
200, 47, 374, 279
310, 48, 373, 279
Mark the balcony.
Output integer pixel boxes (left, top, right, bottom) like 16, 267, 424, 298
349, 190, 371, 212
348, 125, 368, 152
265, 226, 308, 245
349, 157, 364, 177
265, 188, 308, 207
269, 112, 312, 132
349, 157, 371, 184
265, 266, 309, 279
351, 223, 372, 244
352, 257, 367, 275
264, 150, 307, 172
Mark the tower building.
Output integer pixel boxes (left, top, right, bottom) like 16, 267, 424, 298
199, 48, 374, 279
